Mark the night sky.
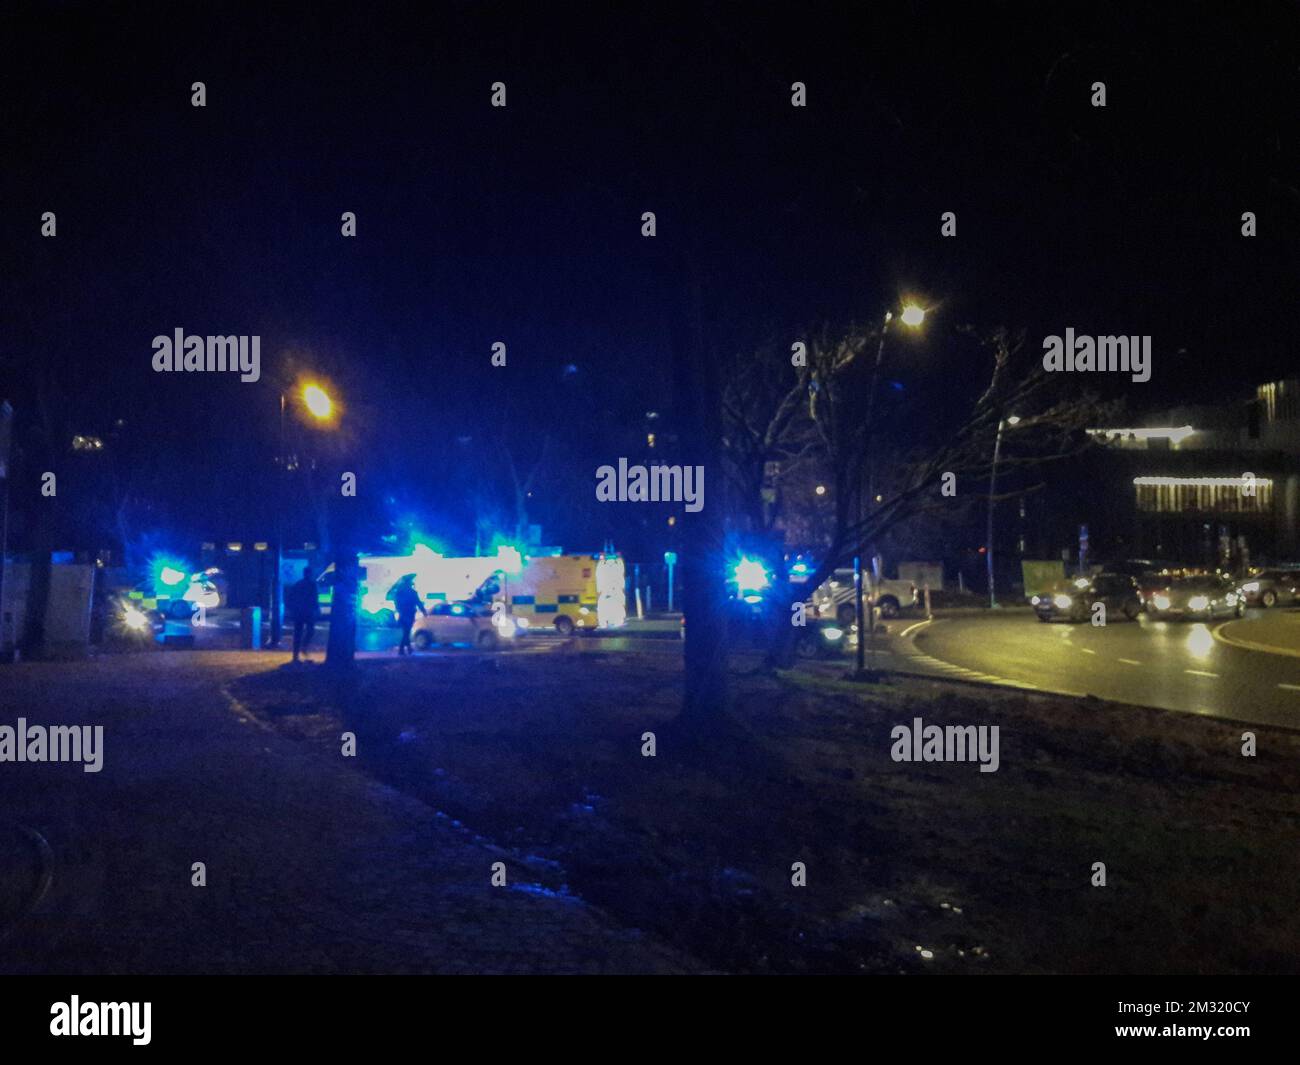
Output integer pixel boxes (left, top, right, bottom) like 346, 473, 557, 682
3, 2, 1297, 555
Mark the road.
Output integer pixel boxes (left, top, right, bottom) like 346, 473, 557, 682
900, 609, 1300, 728
179, 606, 1300, 726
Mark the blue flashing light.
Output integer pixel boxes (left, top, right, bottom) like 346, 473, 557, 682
148, 552, 193, 590
734, 558, 770, 593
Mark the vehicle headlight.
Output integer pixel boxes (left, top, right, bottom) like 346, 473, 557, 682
1052, 594, 1073, 609
1227, 593, 1237, 604
1030, 595, 1040, 605
1152, 595, 1171, 610
823, 627, 843, 640
1188, 595, 1209, 610
122, 606, 150, 631
516, 616, 530, 628
1242, 581, 1260, 592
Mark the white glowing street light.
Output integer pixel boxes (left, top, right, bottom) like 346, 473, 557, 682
900, 303, 926, 327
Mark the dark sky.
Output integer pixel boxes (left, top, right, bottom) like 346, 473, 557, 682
3, 1, 1297, 552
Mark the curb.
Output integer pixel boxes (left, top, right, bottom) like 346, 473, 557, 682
1213, 619, 1300, 660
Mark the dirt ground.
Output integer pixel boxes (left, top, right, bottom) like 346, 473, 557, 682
227, 648, 1300, 974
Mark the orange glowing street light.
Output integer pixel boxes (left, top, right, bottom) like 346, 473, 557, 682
301, 382, 334, 420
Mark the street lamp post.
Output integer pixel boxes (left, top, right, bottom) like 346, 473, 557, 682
857, 303, 925, 672
270, 391, 286, 646
271, 382, 337, 648
986, 415, 1020, 609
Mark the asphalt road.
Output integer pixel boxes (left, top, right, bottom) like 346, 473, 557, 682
902, 609, 1300, 728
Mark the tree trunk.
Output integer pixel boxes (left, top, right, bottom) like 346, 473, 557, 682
674, 264, 729, 728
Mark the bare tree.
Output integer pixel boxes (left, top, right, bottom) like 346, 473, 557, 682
497, 434, 552, 544
722, 323, 1109, 665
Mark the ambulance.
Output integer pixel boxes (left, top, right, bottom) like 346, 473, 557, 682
318, 545, 506, 624
318, 546, 627, 634
488, 553, 627, 635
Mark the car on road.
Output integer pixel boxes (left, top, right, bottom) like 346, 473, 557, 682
807, 569, 917, 625
682, 607, 848, 659
1033, 574, 1143, 623
794, 620, 849, 659
1234, 569, 1300, 608
410, 601, 505, 650
1098, 559, 1197, 608
1146, 576, 1244, 621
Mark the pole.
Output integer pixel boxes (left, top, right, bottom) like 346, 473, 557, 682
854, 554, 865, 671
863, 313, 892, 512
0, 402, 11, 659
270, 391, 285, 646
987, 418, 1005, 609
857, 313, 892, 672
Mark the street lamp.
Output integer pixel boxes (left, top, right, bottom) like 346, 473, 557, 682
302, 383, 333, 420
986, 415, 1021, 609
857, 301, 927, 672
270, 381, 338, 646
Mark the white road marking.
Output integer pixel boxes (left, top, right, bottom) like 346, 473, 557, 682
1278, 683, 1300, 692
1080, 648, 1096, 655
899, 619, 934, 639
1117, 658, 1141, 666
1184, 669, 1219, 678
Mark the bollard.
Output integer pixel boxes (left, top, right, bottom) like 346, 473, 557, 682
240, 606, 263, 650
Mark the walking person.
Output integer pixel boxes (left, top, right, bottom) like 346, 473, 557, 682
286, 565, 320, 664
392, 574, 426, 655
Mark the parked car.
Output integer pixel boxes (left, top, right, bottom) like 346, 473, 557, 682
682, 607, 848, 659
794, 619, 849, 659
410, 602, 505, 650
1235, 569, 1300, 608
1033, 574, 1143, 623
1147, 576, 1244, 621
807, 569, 917, 625
125, 572, 222, 620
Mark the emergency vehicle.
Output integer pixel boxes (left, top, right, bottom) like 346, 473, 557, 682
317, 546, 504, 623
126, 567, 223, 619
487, 553, 626, 635
317, 547, 627, 634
